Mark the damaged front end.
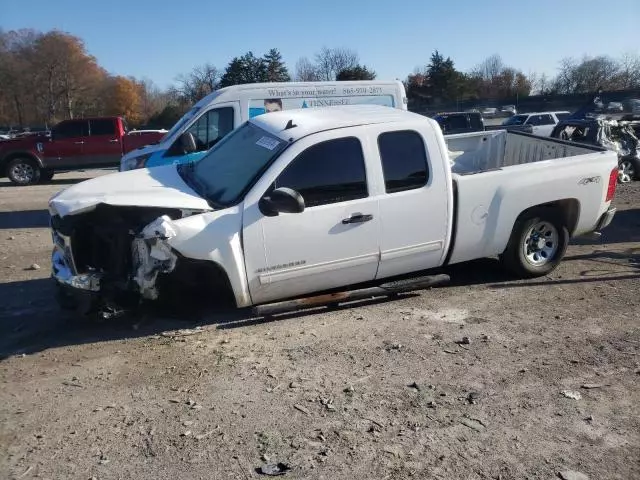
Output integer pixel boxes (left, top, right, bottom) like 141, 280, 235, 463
50, 204, 187, 318
131, 215, 178, 301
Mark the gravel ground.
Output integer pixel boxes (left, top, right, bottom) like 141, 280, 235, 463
0, 171, 638, 480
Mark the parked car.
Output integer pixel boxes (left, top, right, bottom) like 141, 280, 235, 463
433, 112, 533, 135
481, 107, 498, 117
551, 118, 640, 183
607, 102, 624, 112
0, 117, 165, 185
120, 80, 408, 172
49, 105, 618, 317
500, 111, 571, 136
501, 105, 517, 115
433, 112, 485, 134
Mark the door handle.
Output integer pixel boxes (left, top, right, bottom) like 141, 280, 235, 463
74, 141, 84, 145
342, 213, 373, 224
109, 139, 119, 143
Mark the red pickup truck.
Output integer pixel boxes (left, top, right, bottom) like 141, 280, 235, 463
0, 117, 165, 185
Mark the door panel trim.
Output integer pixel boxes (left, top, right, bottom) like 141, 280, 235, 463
380, 240, 443, 261
259, 252, 380, 285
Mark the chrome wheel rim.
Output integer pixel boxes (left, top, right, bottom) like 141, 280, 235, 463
618, 160, 634, 184
11, 162, 34, 183
522, 221, 559, 266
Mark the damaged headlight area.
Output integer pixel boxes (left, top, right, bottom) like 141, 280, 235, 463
132, 216, 178, 300
50, 204, 191, 317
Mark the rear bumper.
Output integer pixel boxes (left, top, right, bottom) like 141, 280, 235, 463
595, 206, 616, 231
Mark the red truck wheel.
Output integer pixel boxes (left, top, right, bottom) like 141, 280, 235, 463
7, 157, 41, 186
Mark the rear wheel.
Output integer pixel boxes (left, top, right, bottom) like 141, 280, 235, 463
7, 157, 41, 186
501, 209, 569, 278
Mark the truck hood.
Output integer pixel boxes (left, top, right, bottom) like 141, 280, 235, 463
49, 165, 213, 218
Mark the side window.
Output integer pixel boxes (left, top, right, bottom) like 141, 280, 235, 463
275, 137, 367, 208
90, 119, 116, 136
54, 120, 88, 139
378, 130, 429, 193
447, 115, 469, 132
539, 114, 555, 125
185, 107, 234, 152
525, 115, 539, 126
469, 114, 483, 130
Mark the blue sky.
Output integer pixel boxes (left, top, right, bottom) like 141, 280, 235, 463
4, 0, 639, 88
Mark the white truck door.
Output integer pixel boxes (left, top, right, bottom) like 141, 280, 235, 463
242, 132, 381, 305
371, 127, 451, 279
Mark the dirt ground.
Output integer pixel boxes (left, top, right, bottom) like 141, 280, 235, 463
0, 171, 638, 480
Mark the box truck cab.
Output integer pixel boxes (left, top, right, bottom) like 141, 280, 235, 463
120, 81, 408, 171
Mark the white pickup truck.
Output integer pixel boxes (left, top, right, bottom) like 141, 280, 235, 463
49, 106, 618, 317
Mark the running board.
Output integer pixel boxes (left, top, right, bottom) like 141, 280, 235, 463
252, 274, 450, 316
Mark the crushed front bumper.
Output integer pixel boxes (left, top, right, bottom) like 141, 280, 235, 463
51, 248, 102, 291
52, 248, 102, 314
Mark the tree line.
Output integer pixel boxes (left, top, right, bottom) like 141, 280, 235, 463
1, 28, 639, 129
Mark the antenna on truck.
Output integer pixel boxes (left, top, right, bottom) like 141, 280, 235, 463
283, 119, 297, 130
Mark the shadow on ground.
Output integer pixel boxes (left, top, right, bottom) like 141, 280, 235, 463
0, 209, 49, 229
0, 276, 418, 360
1, 208, 638, 360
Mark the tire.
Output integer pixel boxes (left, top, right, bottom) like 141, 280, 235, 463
40, 169, 55, 183
617, 158, 637, 184
6, 157, 41, 186
501, 209, 569, 278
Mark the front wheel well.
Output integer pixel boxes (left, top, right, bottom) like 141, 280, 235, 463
156, 257, 237, 310
1, 152, 43, 175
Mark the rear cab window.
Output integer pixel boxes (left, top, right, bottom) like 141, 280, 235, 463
378, 130, 429, 193
89, 119, 116, 136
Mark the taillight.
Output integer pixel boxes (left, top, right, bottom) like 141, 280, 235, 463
606, 167, 617, 202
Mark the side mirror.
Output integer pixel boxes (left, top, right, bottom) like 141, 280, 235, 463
180, 132, 197, 154
259, 187, 305, 217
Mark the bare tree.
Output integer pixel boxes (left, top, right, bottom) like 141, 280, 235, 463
294, 57, 320, 81
553, 55, 621, 94
314, 47, 359, 81
175, 63, 220, 104
471, 54, 504, 83
616, 52, 640, 89
529, 72, 553, 95
137, 78, 167, 123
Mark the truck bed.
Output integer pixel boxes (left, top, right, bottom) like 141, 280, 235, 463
443, 130, 618, 266
445, 130, 602, 175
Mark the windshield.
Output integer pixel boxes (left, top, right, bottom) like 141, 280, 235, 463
502, 114, 527, 126
179, 123, 287, 208
159, 106, 202, 143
